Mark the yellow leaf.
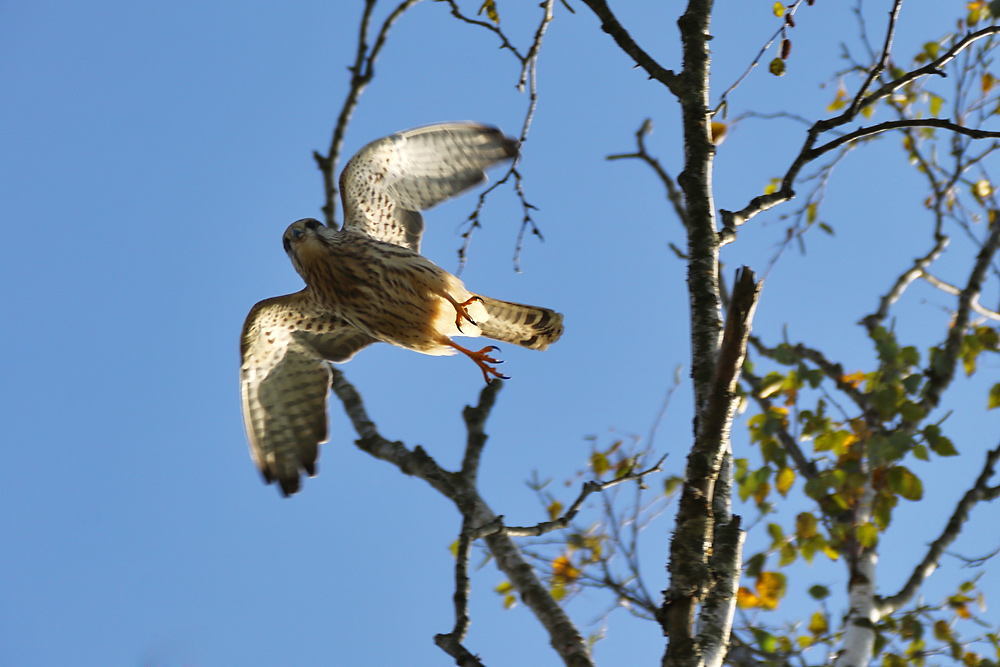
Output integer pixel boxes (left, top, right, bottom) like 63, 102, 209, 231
984, 73, 997, 94
478, 0, 500, 24
737, 587, 760, 609
808, 610, 828, 636
552, 555, 580, 584
929, 93, 944, 117
590, 451, 610, 476
547, 500, 563, 521
756, 571, 787, 610
710, 121, 728, 146
449, 540, 459, 557
955, 602, 971, 619
773, 2, 785, 17
764, 177, 781, 195
754, 480, 771, 506
828, 84, 848, 112
796, 512, 817, 539
841, 371, 866, 388
972, 179, 993, 202
934, 619, 952, 641
776, 466, 795, 496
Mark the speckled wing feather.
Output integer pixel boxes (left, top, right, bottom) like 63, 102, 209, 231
475, 296, 564, 350
240, 291, 375, 496
340, 123, 519, 252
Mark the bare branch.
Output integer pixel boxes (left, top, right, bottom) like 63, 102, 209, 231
810, 118, 1000, 160
921, 215, 1000, 412
861, 234, 951, 333
442, 1, 554, 270
919, 270, 1000, 321
315, 0, 422, 228
845, 0, 903, 118
471, 455, 668, 539
577, 0, 680, 94
329, 369, 596, 667
877, 443, 1000, 614
460, 380, 504, 483
434, 513, 482, 667
721, 26, 1000, 230
712, 0, 810, 115
607, 119, 688, 229
433, 633, 485, 667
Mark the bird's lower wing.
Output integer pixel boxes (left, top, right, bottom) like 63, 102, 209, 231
240, 292, 375, 496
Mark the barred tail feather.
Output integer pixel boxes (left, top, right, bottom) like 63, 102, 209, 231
475, 295, 564, 350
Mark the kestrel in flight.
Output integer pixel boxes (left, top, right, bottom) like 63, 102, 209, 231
240, 123, 564, 495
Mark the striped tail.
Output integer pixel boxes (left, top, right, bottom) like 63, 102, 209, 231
475, 295, 564, 350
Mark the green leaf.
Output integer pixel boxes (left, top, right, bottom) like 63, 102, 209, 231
808, 584, 831, 600
888, 466, 924, 501
856, 522, 879, 548
745, 552, 766, 578
779, 542, 796, 566
898, 401, 924, 422
989, 383, 1000, 410
930, 435, 958, 457
769, 57, 786, 76
752, 627, 777, 653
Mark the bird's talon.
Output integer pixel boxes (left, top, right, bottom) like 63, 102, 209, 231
449, 295, 483, 332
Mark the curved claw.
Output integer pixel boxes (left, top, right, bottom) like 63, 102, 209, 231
447, 295, 485, 333
446, 340, 510, 384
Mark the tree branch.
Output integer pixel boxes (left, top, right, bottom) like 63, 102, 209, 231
470, 455, 668, 539
720, 26, 1000, 231
314, 0, 422, 227
741, 365, 820, 481
329, 369, 596, 667
578, 0, 680, 94
663, 268, 760, 666
607, 119, 689, 230
861, 234, 950, 333
877, 443, 1000, 614
434, 513, 483, 667
845, 0, 903, 118
919, 270, 1000, 321
921, 214, 1000, 412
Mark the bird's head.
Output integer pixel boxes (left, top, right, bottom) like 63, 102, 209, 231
282, 218, 328, 276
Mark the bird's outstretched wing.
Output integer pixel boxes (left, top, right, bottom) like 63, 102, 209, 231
340, 123, 518, 252
240, 291, 375, 496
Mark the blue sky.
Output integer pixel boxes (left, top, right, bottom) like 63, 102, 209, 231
3, 2, 999, 665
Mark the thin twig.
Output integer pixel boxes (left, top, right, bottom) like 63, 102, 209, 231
470, 455, 668, 539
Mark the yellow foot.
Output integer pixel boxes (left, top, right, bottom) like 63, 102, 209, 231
446, 295, 485, 333
447, 340, 510, 384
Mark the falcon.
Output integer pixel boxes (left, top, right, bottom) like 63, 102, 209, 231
240, 123, 564, 495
